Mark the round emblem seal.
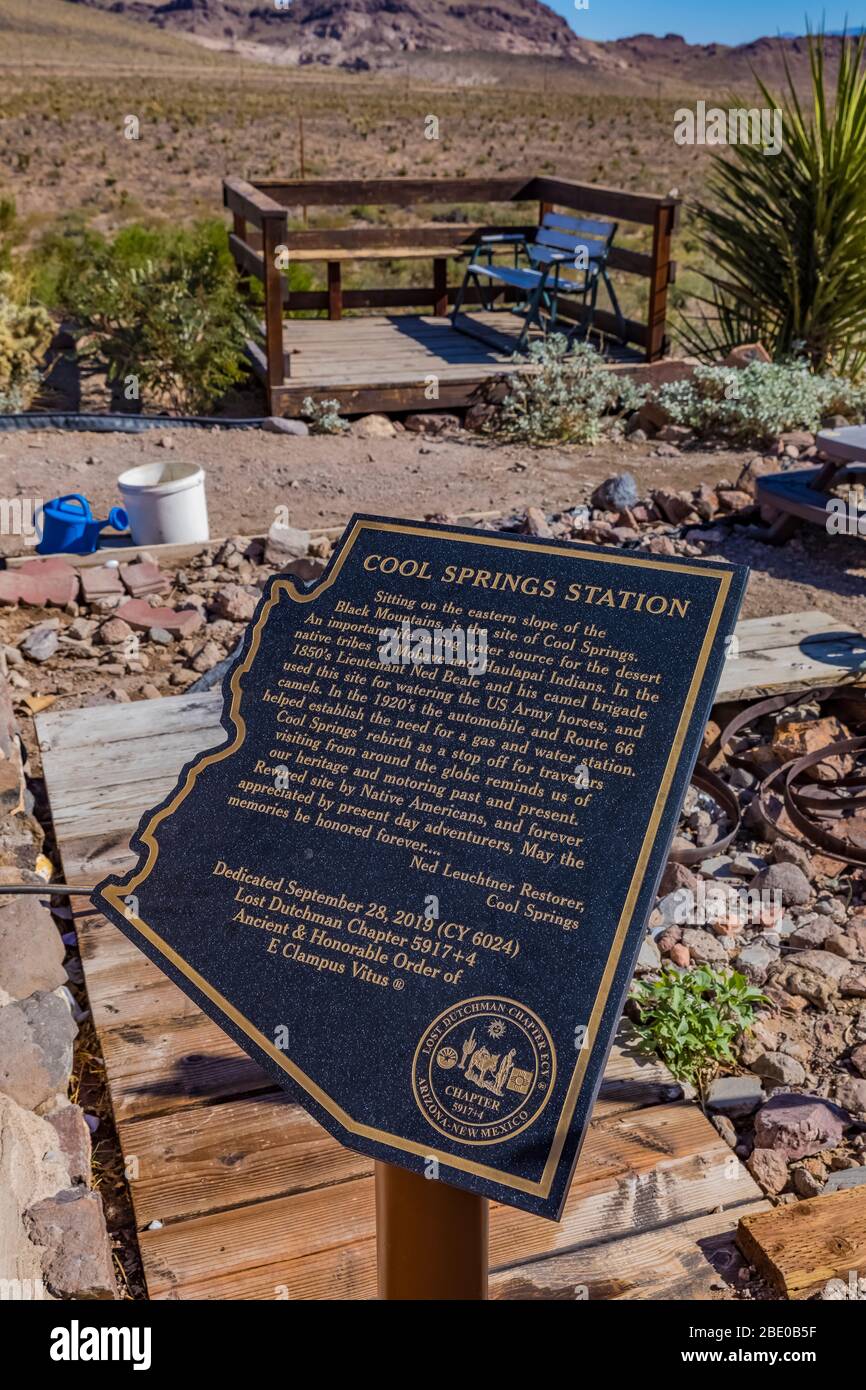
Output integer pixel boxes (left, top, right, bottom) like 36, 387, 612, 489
412, 996, 555, 1145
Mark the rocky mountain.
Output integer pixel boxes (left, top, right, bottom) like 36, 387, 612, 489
60, 3, 854, 81
67, 0, 586, 66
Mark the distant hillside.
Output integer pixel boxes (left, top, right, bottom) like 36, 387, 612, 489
51, 3, 859, 84
63, 0, 588, 67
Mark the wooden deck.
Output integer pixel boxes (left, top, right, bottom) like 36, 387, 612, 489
225, 175, 680, 416
253, 310, 650, 417
38, 675, 789, 1301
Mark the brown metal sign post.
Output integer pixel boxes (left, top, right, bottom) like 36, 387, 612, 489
375, 1162, 489, 1300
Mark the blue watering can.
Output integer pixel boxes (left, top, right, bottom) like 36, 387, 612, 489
36, 494, 129, 556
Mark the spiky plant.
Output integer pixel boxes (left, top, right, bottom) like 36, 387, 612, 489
681, 30, 866, 377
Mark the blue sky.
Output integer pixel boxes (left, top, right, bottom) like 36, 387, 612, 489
547, 2, 863, 45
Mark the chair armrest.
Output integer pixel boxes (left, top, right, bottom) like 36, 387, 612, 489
478, 233, 526, 243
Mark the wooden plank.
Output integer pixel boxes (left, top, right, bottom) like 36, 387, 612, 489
223, 177, 287, 229
138, 1101, 759, 1299
116, 1027, 682, 1226
647, 200, 677, 361
262, 214, 289, 399
736, 1188, 866, 1298
228, 232, 266, 285
252, 177, 536, 210
534, 177, 678, 226
491, 1202, 770, 1300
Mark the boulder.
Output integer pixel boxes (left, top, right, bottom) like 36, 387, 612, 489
590, 473, 639, 512
0, 893, 66, 1002
44, 1102, 92, 1186
0, 991, 78, 1110
706, 1073, 764, 1118
20, 625, 59, 664
0, 1094, 72, 1296
751, 1052, 807, 1086
350, 413, 397, 439
404, 413, 460, 435
724, 343, 771, 368
265, 522, 311, 568
835, 1073, 866, 1117
750, 861, 812, 907
747, 1147, 789, 1194
753, 1092, 847, 1159
24, 1188, 117, 1300
210, 586, 259, 624
261, 416, 309, 436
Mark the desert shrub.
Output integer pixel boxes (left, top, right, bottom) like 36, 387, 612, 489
301, 396, 348, 434
631, 965, 765, 1097
655, 360, 866, 442
681, 30, 866, 376
38, 220, 256, 413
0, 271, 52, 412
497, 336, 646, 444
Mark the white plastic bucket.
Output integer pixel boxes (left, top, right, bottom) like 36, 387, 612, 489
116, 461, 209, 546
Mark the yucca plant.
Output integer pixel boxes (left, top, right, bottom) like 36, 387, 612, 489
681, 30, 866, 377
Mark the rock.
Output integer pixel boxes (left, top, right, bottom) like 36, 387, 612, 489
747, 1147, 789, 1194
825, 932, 860, 960
716, 489, 754, 512
635, 399, 670, 434
835, 1074, 866, 1117
754, 1093, 847, 1159
210, 585, 258, 624
148, 626, 173, 646
652, 488, 697, 524
20, 625, 59, 663
281, 555, 327, 583
658, 861, 699, 896
669, 943, 690, 967
787, 949, 852, 983
773, 839, 813, 877
116, 600, 203, 637
523, 506, 552, 538
190, 640, 224, 674
824, 1166, 866, 1193
590, 473, 638, 512
265, 521, 311, 567
97, 617, 133, 646
45, 1102, 92, 1185
769, 963, 837, 1010
118, 560, 169, 598
735, 941, 779, 985
350, 413, 396, 439
0, 1094, 72, 1296
724, 343, 771, 368
751, 862, 812, 907
67, 617, 97, 641
680, 927, 728, 963
851, 1043, 866, 1078
261, 416, 309, 436
0, 892, 66, 1001
789, 919, 835, 949
404, 412, 459, 435
711, 1113, 738, 1147
707, 1073, 765, 1117
635, 935, 661, 974
793, 1166, 824, 1198
24, 1188, 117, 1300
0, 990, 78, 1109
842, 970, 866, 997
752, 1052, 807, 1086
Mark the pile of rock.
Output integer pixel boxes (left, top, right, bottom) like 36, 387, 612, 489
636, 698, 866, 1206
0, 526, 333, 716
0, 677, 116, 1300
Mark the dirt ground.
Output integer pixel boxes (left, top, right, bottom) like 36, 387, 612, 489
2, 426, 865, 629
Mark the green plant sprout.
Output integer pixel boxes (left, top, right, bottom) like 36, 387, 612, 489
631, 965, 766, 1100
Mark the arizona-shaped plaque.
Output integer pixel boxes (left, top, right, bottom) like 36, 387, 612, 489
95, 514, 747, 1218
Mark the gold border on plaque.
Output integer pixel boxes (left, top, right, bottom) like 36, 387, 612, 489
101, 520, 731, 1198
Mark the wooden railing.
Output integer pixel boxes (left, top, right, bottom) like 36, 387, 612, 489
223, 175, 680, 391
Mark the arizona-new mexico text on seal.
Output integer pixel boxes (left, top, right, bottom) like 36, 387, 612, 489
413, 997, 555, 1144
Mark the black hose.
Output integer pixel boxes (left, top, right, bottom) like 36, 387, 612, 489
0, 413, 270, 432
